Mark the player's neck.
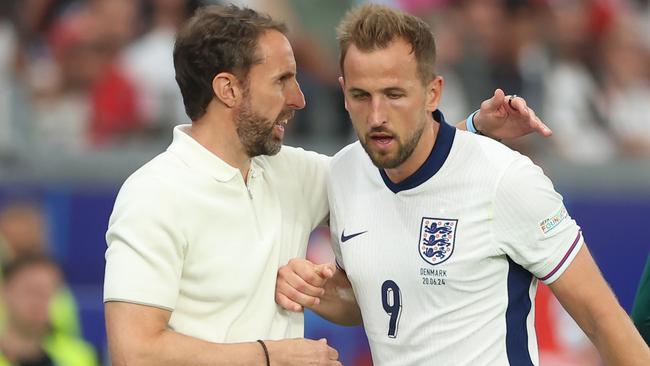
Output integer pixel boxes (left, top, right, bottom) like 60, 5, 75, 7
189, 108, 252, 181
383, 120, 438, 184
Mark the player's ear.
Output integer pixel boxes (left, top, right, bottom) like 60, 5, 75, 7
425, 76, 443, 112
212, 72, 243, 108
338, 76, 349, 111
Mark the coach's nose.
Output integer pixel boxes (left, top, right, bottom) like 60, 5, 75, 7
286, 79, 306, 110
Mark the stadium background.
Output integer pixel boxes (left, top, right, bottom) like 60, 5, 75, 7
0, 0, 648, 365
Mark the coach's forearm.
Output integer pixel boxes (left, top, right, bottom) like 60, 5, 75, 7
309, 269, 362, 326
106, 302, 269, 366
114, 330, 267, 366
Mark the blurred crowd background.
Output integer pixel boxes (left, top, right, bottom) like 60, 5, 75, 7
0, 0, 648, 365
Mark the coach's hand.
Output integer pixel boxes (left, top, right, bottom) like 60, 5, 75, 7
474, 88, 552, 140
266, 338, 341, 366
276, 258, 335, 312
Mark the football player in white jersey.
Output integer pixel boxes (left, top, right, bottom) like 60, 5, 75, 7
275, 4, 650, 366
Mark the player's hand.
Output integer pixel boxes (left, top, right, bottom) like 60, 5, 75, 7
266, 338, 341, 366
276, 258, 336, 312
474, 88, 552, 140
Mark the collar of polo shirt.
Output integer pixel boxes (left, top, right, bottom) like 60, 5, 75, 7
168, 125, 265, 183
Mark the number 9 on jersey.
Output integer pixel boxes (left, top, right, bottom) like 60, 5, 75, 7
381, 280, 402, 338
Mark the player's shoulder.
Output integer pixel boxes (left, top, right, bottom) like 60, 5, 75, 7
330, 141, 366, 172
453, 130, 528, 174
455, 131, 551, 194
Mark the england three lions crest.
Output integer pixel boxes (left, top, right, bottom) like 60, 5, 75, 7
419, 217, 458, 266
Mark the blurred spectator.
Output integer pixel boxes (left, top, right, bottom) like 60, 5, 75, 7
541, 0, 618, 163
424, 7, 469, 125
11, 0, 85, 152
121, 0, 200, 134
0, 202, 47, 263
454, 0, 544, 107
11, 0, 144, 152
598, 13, 650, 157
0, 10, 17, 158
85, 0, 143, 147
0, 202, 81, 339
641, 0, 650, 48
457, 0, 514, 108
0, 255, 98, 366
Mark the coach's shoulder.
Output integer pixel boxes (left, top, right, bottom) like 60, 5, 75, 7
258, 145, 331, 174
115, 152, 180, 202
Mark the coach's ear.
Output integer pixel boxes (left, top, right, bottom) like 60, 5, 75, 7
338, 76, 349, 111
212, 72, 242, 108
425, 76, 443, 113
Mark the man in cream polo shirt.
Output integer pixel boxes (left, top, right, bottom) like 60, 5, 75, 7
104, 126, 330, 341
103, 6, 342, 366
103, 4, 551, 366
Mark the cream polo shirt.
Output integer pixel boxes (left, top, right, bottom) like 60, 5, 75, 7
104, 125, 330, 342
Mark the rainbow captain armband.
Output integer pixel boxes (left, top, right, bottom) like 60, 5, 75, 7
466, 109, 480, 134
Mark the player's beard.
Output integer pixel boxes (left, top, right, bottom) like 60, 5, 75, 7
360, 120, 426, 169
234, 95, 293, 158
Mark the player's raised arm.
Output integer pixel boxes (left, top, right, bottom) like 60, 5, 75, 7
106, 301, 342, 366
276, 258, 362, 326
454, 89, 552, 139
548, 245, 650, 365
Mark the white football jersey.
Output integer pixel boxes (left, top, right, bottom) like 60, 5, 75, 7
328, 112, 583, 366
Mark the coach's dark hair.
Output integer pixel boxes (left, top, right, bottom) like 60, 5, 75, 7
337, 4, 436, 85
173, 5, 288, 121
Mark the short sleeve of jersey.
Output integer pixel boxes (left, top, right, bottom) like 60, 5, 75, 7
103, 175, 185, 309
493, 156, 583, 284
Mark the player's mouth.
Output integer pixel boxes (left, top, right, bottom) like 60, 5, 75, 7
369, 132, 395, 151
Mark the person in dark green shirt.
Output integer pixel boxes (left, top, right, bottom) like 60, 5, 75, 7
632, 255, 650, 345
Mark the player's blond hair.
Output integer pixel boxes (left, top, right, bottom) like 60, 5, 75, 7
336, 4, 437, 85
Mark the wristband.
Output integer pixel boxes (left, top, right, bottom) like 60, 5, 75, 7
466, 109, 480, 134
257, 340, 270, 366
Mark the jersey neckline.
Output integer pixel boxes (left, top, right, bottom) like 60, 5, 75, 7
379, 110, 455, 194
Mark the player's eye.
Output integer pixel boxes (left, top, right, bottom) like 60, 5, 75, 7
351, 92, 370, 100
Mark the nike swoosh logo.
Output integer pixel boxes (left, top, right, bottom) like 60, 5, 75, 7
341, 230, 368, 243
